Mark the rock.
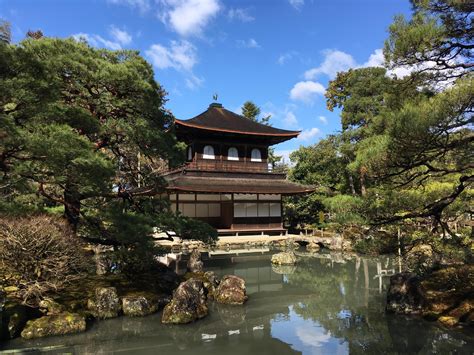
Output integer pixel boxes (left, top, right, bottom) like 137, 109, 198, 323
329, 235, 343, 250
162, 279, 208, 324
306, 242, 320, 252
122, 296, 159, 317
39, 298, 66, 315
184, 271, 220, 299
342, 240, 353, 252
404, 244, 439, 274
271, 251, 297, 265
21, 312, 86, 339
215, 275, 248, 305
386, 272, 425, 315
187, 249, 204, 273
87, 287, 121, 319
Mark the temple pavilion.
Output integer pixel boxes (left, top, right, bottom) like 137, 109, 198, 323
163, 103, 313, 235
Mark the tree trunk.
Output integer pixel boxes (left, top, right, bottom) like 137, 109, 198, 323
64, 186, 81, 233
348, 175, 356, 195
360, 167, 367, 196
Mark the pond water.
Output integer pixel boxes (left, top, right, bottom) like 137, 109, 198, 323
1, 249, 473, 354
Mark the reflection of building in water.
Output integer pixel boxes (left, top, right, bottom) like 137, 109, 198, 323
204, 252, 285, 294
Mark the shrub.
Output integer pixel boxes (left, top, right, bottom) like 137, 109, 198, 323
0, 215, 89, 306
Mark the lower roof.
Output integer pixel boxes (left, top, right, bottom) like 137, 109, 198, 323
165, 175, 314, 195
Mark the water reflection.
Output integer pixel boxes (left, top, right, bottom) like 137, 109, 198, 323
1, 250, 473, 354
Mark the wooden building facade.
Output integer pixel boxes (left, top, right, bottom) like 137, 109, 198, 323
163, 103, 313, 235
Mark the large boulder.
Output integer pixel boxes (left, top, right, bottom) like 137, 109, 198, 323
184, 271, 220, 299
87, 287, 121, 319
215, 275, 248, 305
386, 272, 425, 314
187, 249, 204, 273
306, 242, 320, 252
122, 294, 169, 317
271, 251, 297, 265
161, 279, 208, 324
404, 244, 440, 274
21, 312, 86, 339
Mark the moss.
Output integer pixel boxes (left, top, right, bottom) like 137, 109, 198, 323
20, 312, 86, 339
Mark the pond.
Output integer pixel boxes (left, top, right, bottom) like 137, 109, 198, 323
1, 249, 473, 354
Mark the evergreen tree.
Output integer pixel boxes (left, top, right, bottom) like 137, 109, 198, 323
0, 35, 217, 257
241, 101, 261, 121
240, 100, 282, 169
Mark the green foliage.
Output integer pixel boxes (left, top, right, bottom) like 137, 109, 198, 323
0, 36, 217, 272
283, 193, 325, 228
385, 0, 473, 83
241, 101, 261, 121
353, 235, 398, 255
323, 195, 367, 225
290, 135, 348, 191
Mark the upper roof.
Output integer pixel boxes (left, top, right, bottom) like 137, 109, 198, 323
175, 103, 300, 143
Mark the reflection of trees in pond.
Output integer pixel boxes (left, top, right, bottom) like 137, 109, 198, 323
286, 255, 473, 354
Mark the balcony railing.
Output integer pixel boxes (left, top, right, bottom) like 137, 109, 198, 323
186, 159, 269, 173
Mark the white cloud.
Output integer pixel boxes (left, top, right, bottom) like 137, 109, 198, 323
145, 40, 197, 71
289, 81, 325, 103
261, 102, 300, 129
228, 8, 254, 22
319, 115, 328, 124
185, 74, 204, 89
298, 127, 320, 141
158, 0, 221, 37
107, 0, 151, 13
363, 48, 384, 67
72, 33, 122, 50
274, 149, 294, 166
283, 111, 298, 127
236, 38, 260, 49
289, 0, 304, 10
109, 25, 132, 45
278, 51, 298, 65
304, 49, 357, 80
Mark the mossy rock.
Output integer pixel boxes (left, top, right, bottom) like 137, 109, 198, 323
271, 252, 297, 265
21, 312, 86, 339
215, 275, 248, 305
121, 292, 169, 317
87, 287, 121, 319
161, 279, 208, 324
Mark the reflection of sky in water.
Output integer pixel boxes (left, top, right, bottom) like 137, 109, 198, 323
271, 306, 348, 355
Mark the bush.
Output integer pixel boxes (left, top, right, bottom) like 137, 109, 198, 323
0, 215, 89, 306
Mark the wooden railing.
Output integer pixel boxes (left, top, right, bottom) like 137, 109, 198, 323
186, 159, 269, 173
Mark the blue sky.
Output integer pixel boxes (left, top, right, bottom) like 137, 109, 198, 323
1, 0, 412, 162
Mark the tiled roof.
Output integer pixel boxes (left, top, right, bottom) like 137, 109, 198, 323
175, 103, 300, 138
165, 175, 314, 194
